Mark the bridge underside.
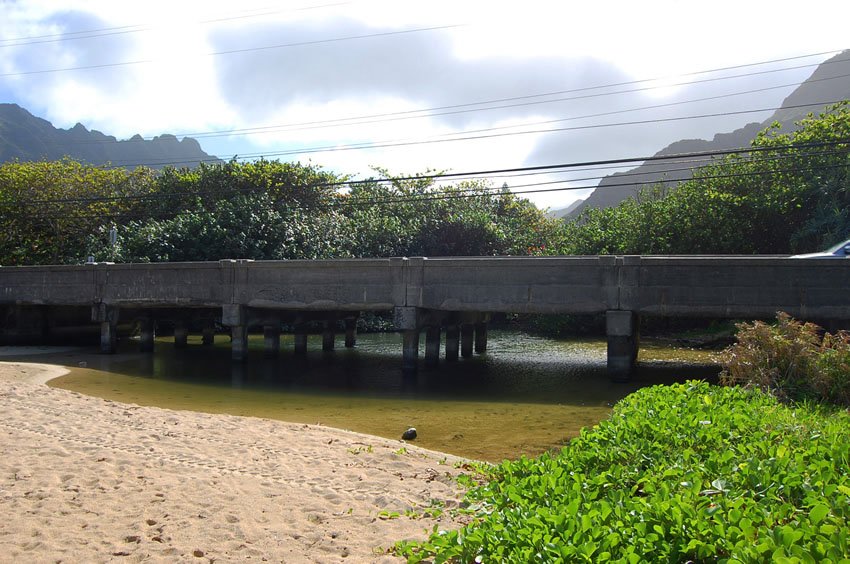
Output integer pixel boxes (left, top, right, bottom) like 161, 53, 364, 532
2, 256, 849, 380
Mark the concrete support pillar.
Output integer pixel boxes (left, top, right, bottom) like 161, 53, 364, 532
231, 325, 248, 362
344, 318, 357, 348
402, 329, 420, 375
474, 322, 488, 354
607, 310, 639, 382
445, 325, 459, 362
139, 318, 155, 353
202, 322, 215, 346
222, 304, 248, 362
174, 322, 188, 349
424, 326, 441, 368
322, 321, 335, 352
294, 323, 308, 355
394, 306, 421, 375
93, 304, 118, 354
460, 324, 474, 358
263, 324, 280, 358
100, 321, 117, 354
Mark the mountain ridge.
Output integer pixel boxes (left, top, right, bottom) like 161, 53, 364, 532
0, 103, 220, 169
565, 50, 850, 220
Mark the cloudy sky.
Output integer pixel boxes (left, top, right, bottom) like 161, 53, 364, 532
1, 0, 848, 209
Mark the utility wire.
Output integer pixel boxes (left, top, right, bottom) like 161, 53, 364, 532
238, 101, 848, 161
7, 50, 845, 172
319, 139, 850, 188
17, 158, 850, 222
13, 140, 850, 207
181, 59, 850, 139
20, 138, 850, 206
89, 99, 845, 169
31, 51, 850, 150
57, 61, 850, 151
0, 23, 465, 77
0, 2, 352, 46
63, 99, 847, 171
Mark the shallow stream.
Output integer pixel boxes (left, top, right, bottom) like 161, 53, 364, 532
40, 330, 719, 462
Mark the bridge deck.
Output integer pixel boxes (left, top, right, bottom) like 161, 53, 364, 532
1, 256, 848, 318
2, 256, 848, 379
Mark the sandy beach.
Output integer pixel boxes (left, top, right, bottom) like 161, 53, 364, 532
0, 356, 472, 562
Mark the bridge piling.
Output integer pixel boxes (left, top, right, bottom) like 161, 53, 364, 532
294, 323, 308, 355
474, 322, 488, 354
264, 325, 280, 358
394, 306, 421, 374
100, 321, 116, 353
174, 322, 188, 349
222, 305, 248, 361
202, 322, 215, 346
322, 320, 335, 352
93, 304, 118, 354
460, 324, 474, 358
231, 325, 248, 361
606, 310, 639, 382
344, 318, 357, 348
138, 318, 155, 352
425, 326, 441, 368
402, 330, 420, 374
445, 325, 460, 361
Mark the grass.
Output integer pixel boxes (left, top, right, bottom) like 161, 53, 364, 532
395, 381, 850, 562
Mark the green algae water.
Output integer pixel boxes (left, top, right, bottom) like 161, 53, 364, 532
43, 330, 718, 462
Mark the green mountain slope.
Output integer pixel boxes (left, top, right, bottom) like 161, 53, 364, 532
0, 104, 220, 169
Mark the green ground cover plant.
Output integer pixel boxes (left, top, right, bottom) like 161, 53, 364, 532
396, 381, 850, 562
720, 313, 850, 406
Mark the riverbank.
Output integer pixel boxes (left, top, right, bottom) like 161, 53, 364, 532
0, 358, 471, 562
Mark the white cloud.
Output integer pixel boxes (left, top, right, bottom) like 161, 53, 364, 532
2, 0, 849, 209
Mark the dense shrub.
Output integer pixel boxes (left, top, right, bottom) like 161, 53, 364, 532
719, 313, 850, 405
397, 381, 850, 562
559, 102, 850, 256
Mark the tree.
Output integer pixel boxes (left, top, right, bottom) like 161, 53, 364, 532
0, 158, 154, 264
558, 102, 850, 255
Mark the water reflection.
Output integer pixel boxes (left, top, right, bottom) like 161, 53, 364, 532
46, 330, 719, 462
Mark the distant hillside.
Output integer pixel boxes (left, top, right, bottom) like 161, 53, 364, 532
566, 50, 850, 220
546, 198, 585, 219
0, 104, 220, 169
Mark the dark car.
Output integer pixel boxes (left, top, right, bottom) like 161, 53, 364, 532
791, 238, 850, 258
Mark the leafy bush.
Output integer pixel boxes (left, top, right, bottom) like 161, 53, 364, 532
559, 102, 850, 256
396, 381, 850, 562
719, 313, 850, 405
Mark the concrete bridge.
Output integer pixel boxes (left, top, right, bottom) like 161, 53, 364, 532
1, 256, 848, 380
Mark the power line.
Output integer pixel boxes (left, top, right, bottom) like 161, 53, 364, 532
69, 99, 846, 171
419, 147, 850, 189
0, 23, 465, 77
13, 139, 850, 208
33, 50, 849, 149
6, 50, 846, 173
243, 101, 847, 160
343, 75, 849, 147
0, 2, 353, 47
179, 58, 849, 140
16, 157, 850, 222
24, 138, 850, 205
56, 59, 849, 153
99, 100, 844, 169
320, 139, 850, 188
